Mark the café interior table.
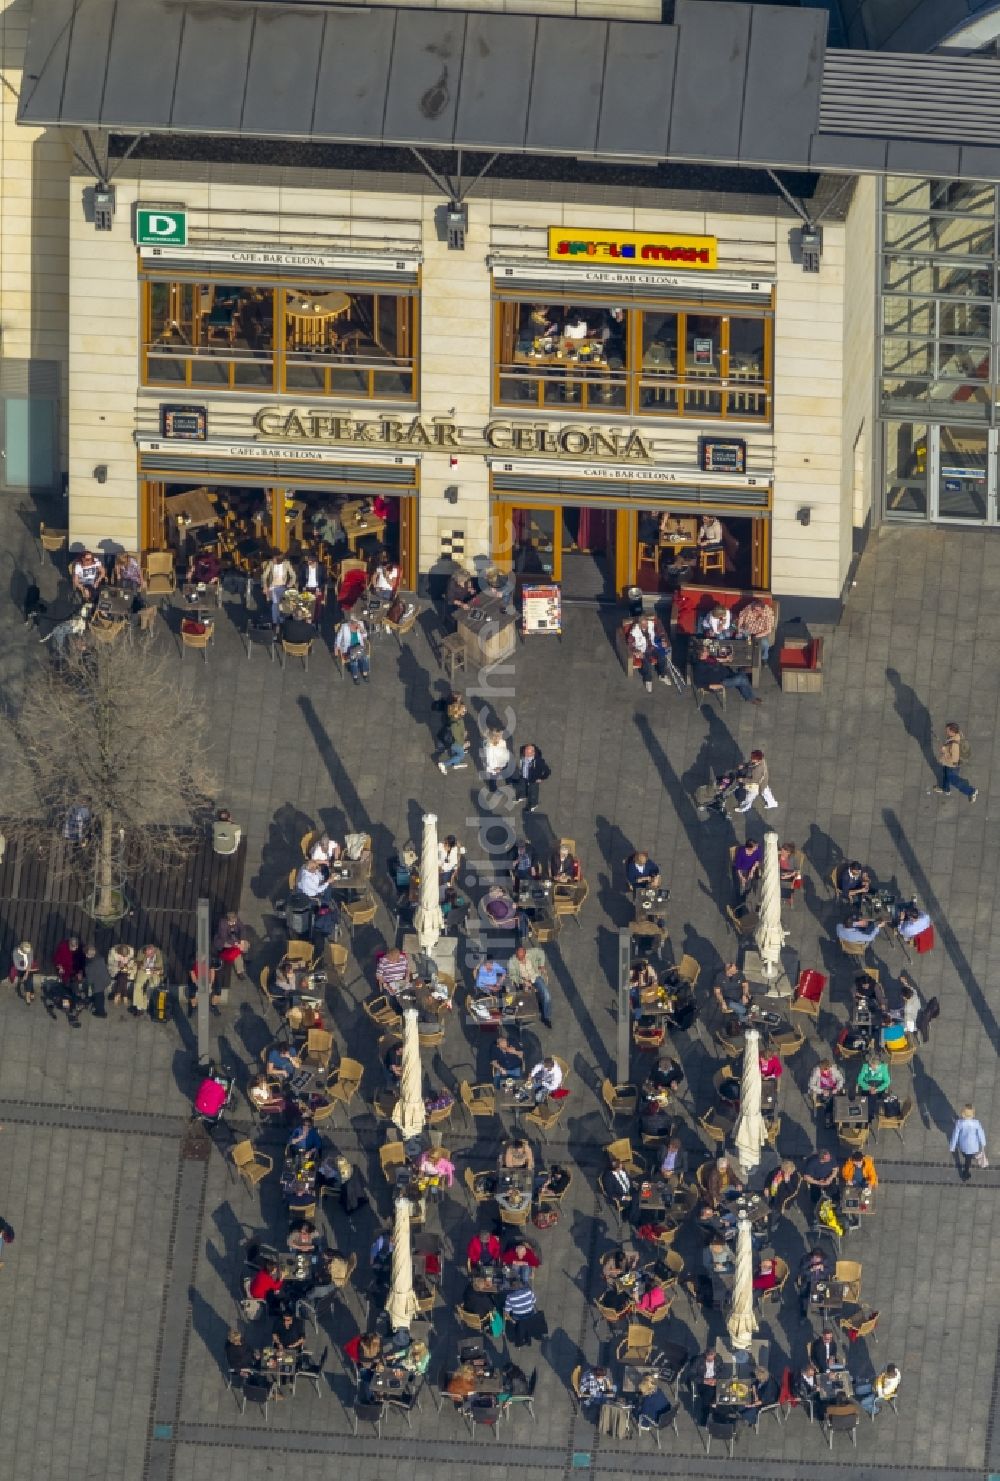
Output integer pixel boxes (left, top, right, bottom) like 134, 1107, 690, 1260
455, 595, 518, 665
165, 486, 219, 530
344, 511, 386, 555
286, 289, 351, 347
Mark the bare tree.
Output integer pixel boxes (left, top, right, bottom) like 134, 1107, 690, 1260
0, 639, 215, 920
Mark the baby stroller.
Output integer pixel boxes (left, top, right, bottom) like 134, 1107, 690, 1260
193, 1062, 236, 1130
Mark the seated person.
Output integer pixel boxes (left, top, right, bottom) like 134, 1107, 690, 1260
752, 1256, 778, 1292
600, 1246, 639, 1284
281, 614, 317, 646
528, 1058, 562, 1100
419, 1147, 455, 1187
356, 1331, 384, 1380
808, 1058, 845, 1106
856, 1051, 891, 1114
778, 840, 804, 895
658, 1137, 687, 1183
369, 549, 400, 596
717, 1074, 741, 1110
549, 842, 580, 884
491, 1033, 525, 1085
704, 1156, 743, 1205
287, 1219, 320, 1255
225, 1329, 257, 1378
267, 1044, 301, 1080
700, 603, 733, 638
71, 549, 106, 600
563, 310, 588, 341
765, 1158, 801, 1207
445, 568, 477, 618
247, 1072, 289, 1116
375, 946, 411, 998
510, 839, 541, 884
856, 1363, 901, 1418
735, 598, 774, 660
248, 1260, 284, 1305
475, 955, 507, 994
896, 902, 932, 941
836, 860, 872, 902
703, 1238, 735, 1275
310, 832, 341, 866
793, 1361, 825, 1420
645, 1060, 685, 1105
54, 934, 86, 985
625, 851, 661, 890
287, 1117, 323, 1156
601, 1158, 641, 1222
692, 647, 761, 705
578, 1365, 617, 1401
296, 859, 333, 904
521, 303, 559, 346
740, 1366, 779, 1425
714, 963, 751, 1022
628, 616, 669, 689
854, 971, 888, 1019
697, 513, 723, 549
186, 550, 221, 586
630, 957, 658, 994
836, 914, 882, 947
460, 1282, 498, 1320
502, 1239, 541, 1275
500, 1137, 534, 1171
841, 1152, 877, 1192
131, 943, 164, 1016
810, 1328, 845, 1373
759, 1049, 783, 1083
114, 551, 145, 594
632, 1373, 672, 1426
732, 839, 762, 896
467, 1229, 501, 1268
795, 1248, 832, 1318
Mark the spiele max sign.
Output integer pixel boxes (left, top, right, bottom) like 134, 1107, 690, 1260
548, 227, 717, 269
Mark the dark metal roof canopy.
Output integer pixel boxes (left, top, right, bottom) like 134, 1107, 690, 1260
17, 0, 1000, 181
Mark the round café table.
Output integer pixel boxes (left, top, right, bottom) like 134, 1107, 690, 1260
286, 290, 351, 347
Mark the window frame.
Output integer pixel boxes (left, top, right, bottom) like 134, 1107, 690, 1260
491, 291, 773, 424
140, 274, 419, 403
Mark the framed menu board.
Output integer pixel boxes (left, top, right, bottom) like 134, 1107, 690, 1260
521, 583, 562, 637
699, 436, 747, 474
160, 404, 207, 441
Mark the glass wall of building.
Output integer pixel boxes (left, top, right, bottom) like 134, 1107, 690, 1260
880, 177, 1000, 524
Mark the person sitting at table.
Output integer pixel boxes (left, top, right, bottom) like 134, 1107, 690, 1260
645, 1057, 685, 1105
248, 1260, 284, 1308
625, 850, 660, 890
810, 1328, 845, 1374
467, 1229, 502, 1269
802, 1148, 838, 1206
71, 549, 106, 602
288, 1219, 320, 1256
304, 1245, 351, 1302
705, 1155, 743, 1205
703, 1238, 735, 1276
796, 1248, 832, 1319
369, 549, 400, 598
53, 933, 86, 988
445, 567, 477, 623
630, 958, 658, 999
288, 1116, 323, 1156
700, 602, 733, 638
738, 1366, 779, 1426
856, 1051, 891, 1119
692, 1346, 720, 1426
309, 832, 341, 868
896, 902, 932, 941
225, 1330, 257, 1379
601, 1158, 642, 1224
793, 1361, 825, 1420
510, 838, 541, 886
281, 613, 316, 647
600, 1246, 639, 1284
113, 550, 145, 596
248, 1072, 289, 1117
836, 860, 872, 903
131, 942, 164, 1017
187, 549, 221, 587
375, 946, 411, 999
632, 1372, 673, 1427
714, 962, 752, 1022
628, 614, 670, 693
836, 914, 882, 948
698, 514, 723, 549
490, 1033, 525, 1086
759, 1048, 783, 1083
717, 1074, 742, 1111
692, 646, 762, 705
732, 838, 763, 897
419, 1146, 455, 1188
578, 1365, 617, 1401
808, 1059, 845, 1111
476, 954, 506, 995
753, 1256, 778, 1292
657, 1137, 687, 1184
736, 598, 775, 662
296, 857, 334, 907
549, 841, 580, 884
528, 1057, 562, 1101
501, 1137, 535, 1171
854, 972, 888, 1025
504, 1279, 545, 1348
766, 1157, 801, 1210
355, 1332, 384, 1388
297, 548, 327, 623
389, 1337, 430, 1380
856, 1363, 900, 1417
267, 1044, 301, 1080
562, 310, 588, 342
778, 840, 804, 898
334, 615, 370, 683
459, 1280, 498, 1322
503, 1239, 541, 1276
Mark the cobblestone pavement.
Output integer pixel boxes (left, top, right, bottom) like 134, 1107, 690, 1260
0, 512, 999, 1481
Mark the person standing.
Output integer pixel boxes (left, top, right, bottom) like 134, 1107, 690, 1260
735, 748, 778, 812
628, 615, 670, 694
515, 743, 550, 815
262, 550, 295, 627
934, 722, 978, 802
949, 1105, 987, 1182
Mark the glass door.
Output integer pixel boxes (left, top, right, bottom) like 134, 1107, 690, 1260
511, 506, 561, 580
931, 425, 995, 522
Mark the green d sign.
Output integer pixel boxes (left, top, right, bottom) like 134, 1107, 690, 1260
135, 208, 187, 247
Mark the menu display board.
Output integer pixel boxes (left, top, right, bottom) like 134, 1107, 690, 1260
160, 404, 207, 441
699, 436, 747, 474
521, 583, 562, 637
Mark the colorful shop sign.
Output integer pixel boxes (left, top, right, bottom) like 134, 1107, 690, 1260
548, 228, 717, 270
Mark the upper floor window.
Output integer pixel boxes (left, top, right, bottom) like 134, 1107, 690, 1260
494, 296, 772, 422
142, 279, 417, 401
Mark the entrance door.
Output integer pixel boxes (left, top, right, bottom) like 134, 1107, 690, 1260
931, 425, 996, 523
511, 506, 561, 581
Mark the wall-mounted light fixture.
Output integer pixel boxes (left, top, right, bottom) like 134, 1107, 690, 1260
93, 464, 108, 484
797, 506, 812, 526
444, 485, 459, 505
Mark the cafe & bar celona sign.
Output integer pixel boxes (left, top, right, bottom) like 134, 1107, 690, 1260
253, 408, 653, 461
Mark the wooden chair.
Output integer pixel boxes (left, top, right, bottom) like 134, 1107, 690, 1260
616, 1323, 654, 1365
697, 1109, 727, 1147
230, 1139, 273, 1192
594, 1290, 633, 1327
837, 1125, 870, 1153
455, 1306, 491, 1335
257, 966, 286, 1014
600, 1079, 639, 1127
281, 637, 314, 671
302, 1029, 335, 1075
426, 1097, 455, 1131
765, 1115, 782, 1148
342, 889, 378, 937
523, 1099, 565, 1141
39, 522, 68, 564
675, 954, 701, 988
180, 619, 214, 660
385, 603, 418, 646
327, 1057, 364, 1120
770, 1022, 806, 1058
379, 1140, 408, 1182
463, 1166, 494, 1210
840, 937, 870, 963
838, 1310, 879, 1345
300, 830, 317, 859
325, 940, 352, 988
553, 878, 589, 926
876, 1094, 913, 1142
363, 994, 399, 1028
286, 939, 316, 969
145, 549, 177, 601
500, 1199, 531, 1230
633, 1020, 666, 1053
437, 631, 467, 682
605, 1138, 646, 1178
89, 612, 128, 645
699, 548, 726, 576
459, 1080, 497, 1126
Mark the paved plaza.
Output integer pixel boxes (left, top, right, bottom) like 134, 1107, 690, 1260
0, 513, 999, 1481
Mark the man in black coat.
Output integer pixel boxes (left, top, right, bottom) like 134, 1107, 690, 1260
809, 1328, 843, 1374
515, 744, 551, 815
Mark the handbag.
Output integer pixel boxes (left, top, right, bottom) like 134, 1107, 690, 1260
974, 1148, 989, 1169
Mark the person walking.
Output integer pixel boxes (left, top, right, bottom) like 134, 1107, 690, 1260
933, 722, 978, 802
514, 743, 550, 816
949, 1105, 987, 1182
735, 748, 778, 813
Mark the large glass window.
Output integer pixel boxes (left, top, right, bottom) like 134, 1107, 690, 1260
883, 421, 928, 516
143, 279, 417, 400
494, 297, 772, 421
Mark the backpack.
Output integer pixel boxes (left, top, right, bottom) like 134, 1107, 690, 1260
151, 988, 170, 1022
959, 735, 972, 762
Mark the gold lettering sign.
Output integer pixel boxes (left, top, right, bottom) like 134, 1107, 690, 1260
252, 408, 652, 461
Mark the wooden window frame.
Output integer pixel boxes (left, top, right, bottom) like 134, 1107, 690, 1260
140, 277, 419, 404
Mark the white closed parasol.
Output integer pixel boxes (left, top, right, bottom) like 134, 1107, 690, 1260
413, 811, 445, 952
733, 1026, 767, 1176
385, 1195, 419, 1331
754, 829, 786, 978
391, 1007, 426, 1139
726, 1212, 759, 1352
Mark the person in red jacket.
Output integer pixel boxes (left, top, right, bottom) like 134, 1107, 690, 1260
53, 935, 86, 984
248, 1261, 284, 1309
467, 1230, 501, 1268
502, 1240, 541, 1275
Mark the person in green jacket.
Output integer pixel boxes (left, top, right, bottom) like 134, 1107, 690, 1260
857, 1052, 891, 1119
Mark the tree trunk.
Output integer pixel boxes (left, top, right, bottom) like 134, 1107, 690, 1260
97, 808, 116, 919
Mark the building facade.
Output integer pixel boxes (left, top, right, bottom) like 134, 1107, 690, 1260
61, 155, 874, 617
